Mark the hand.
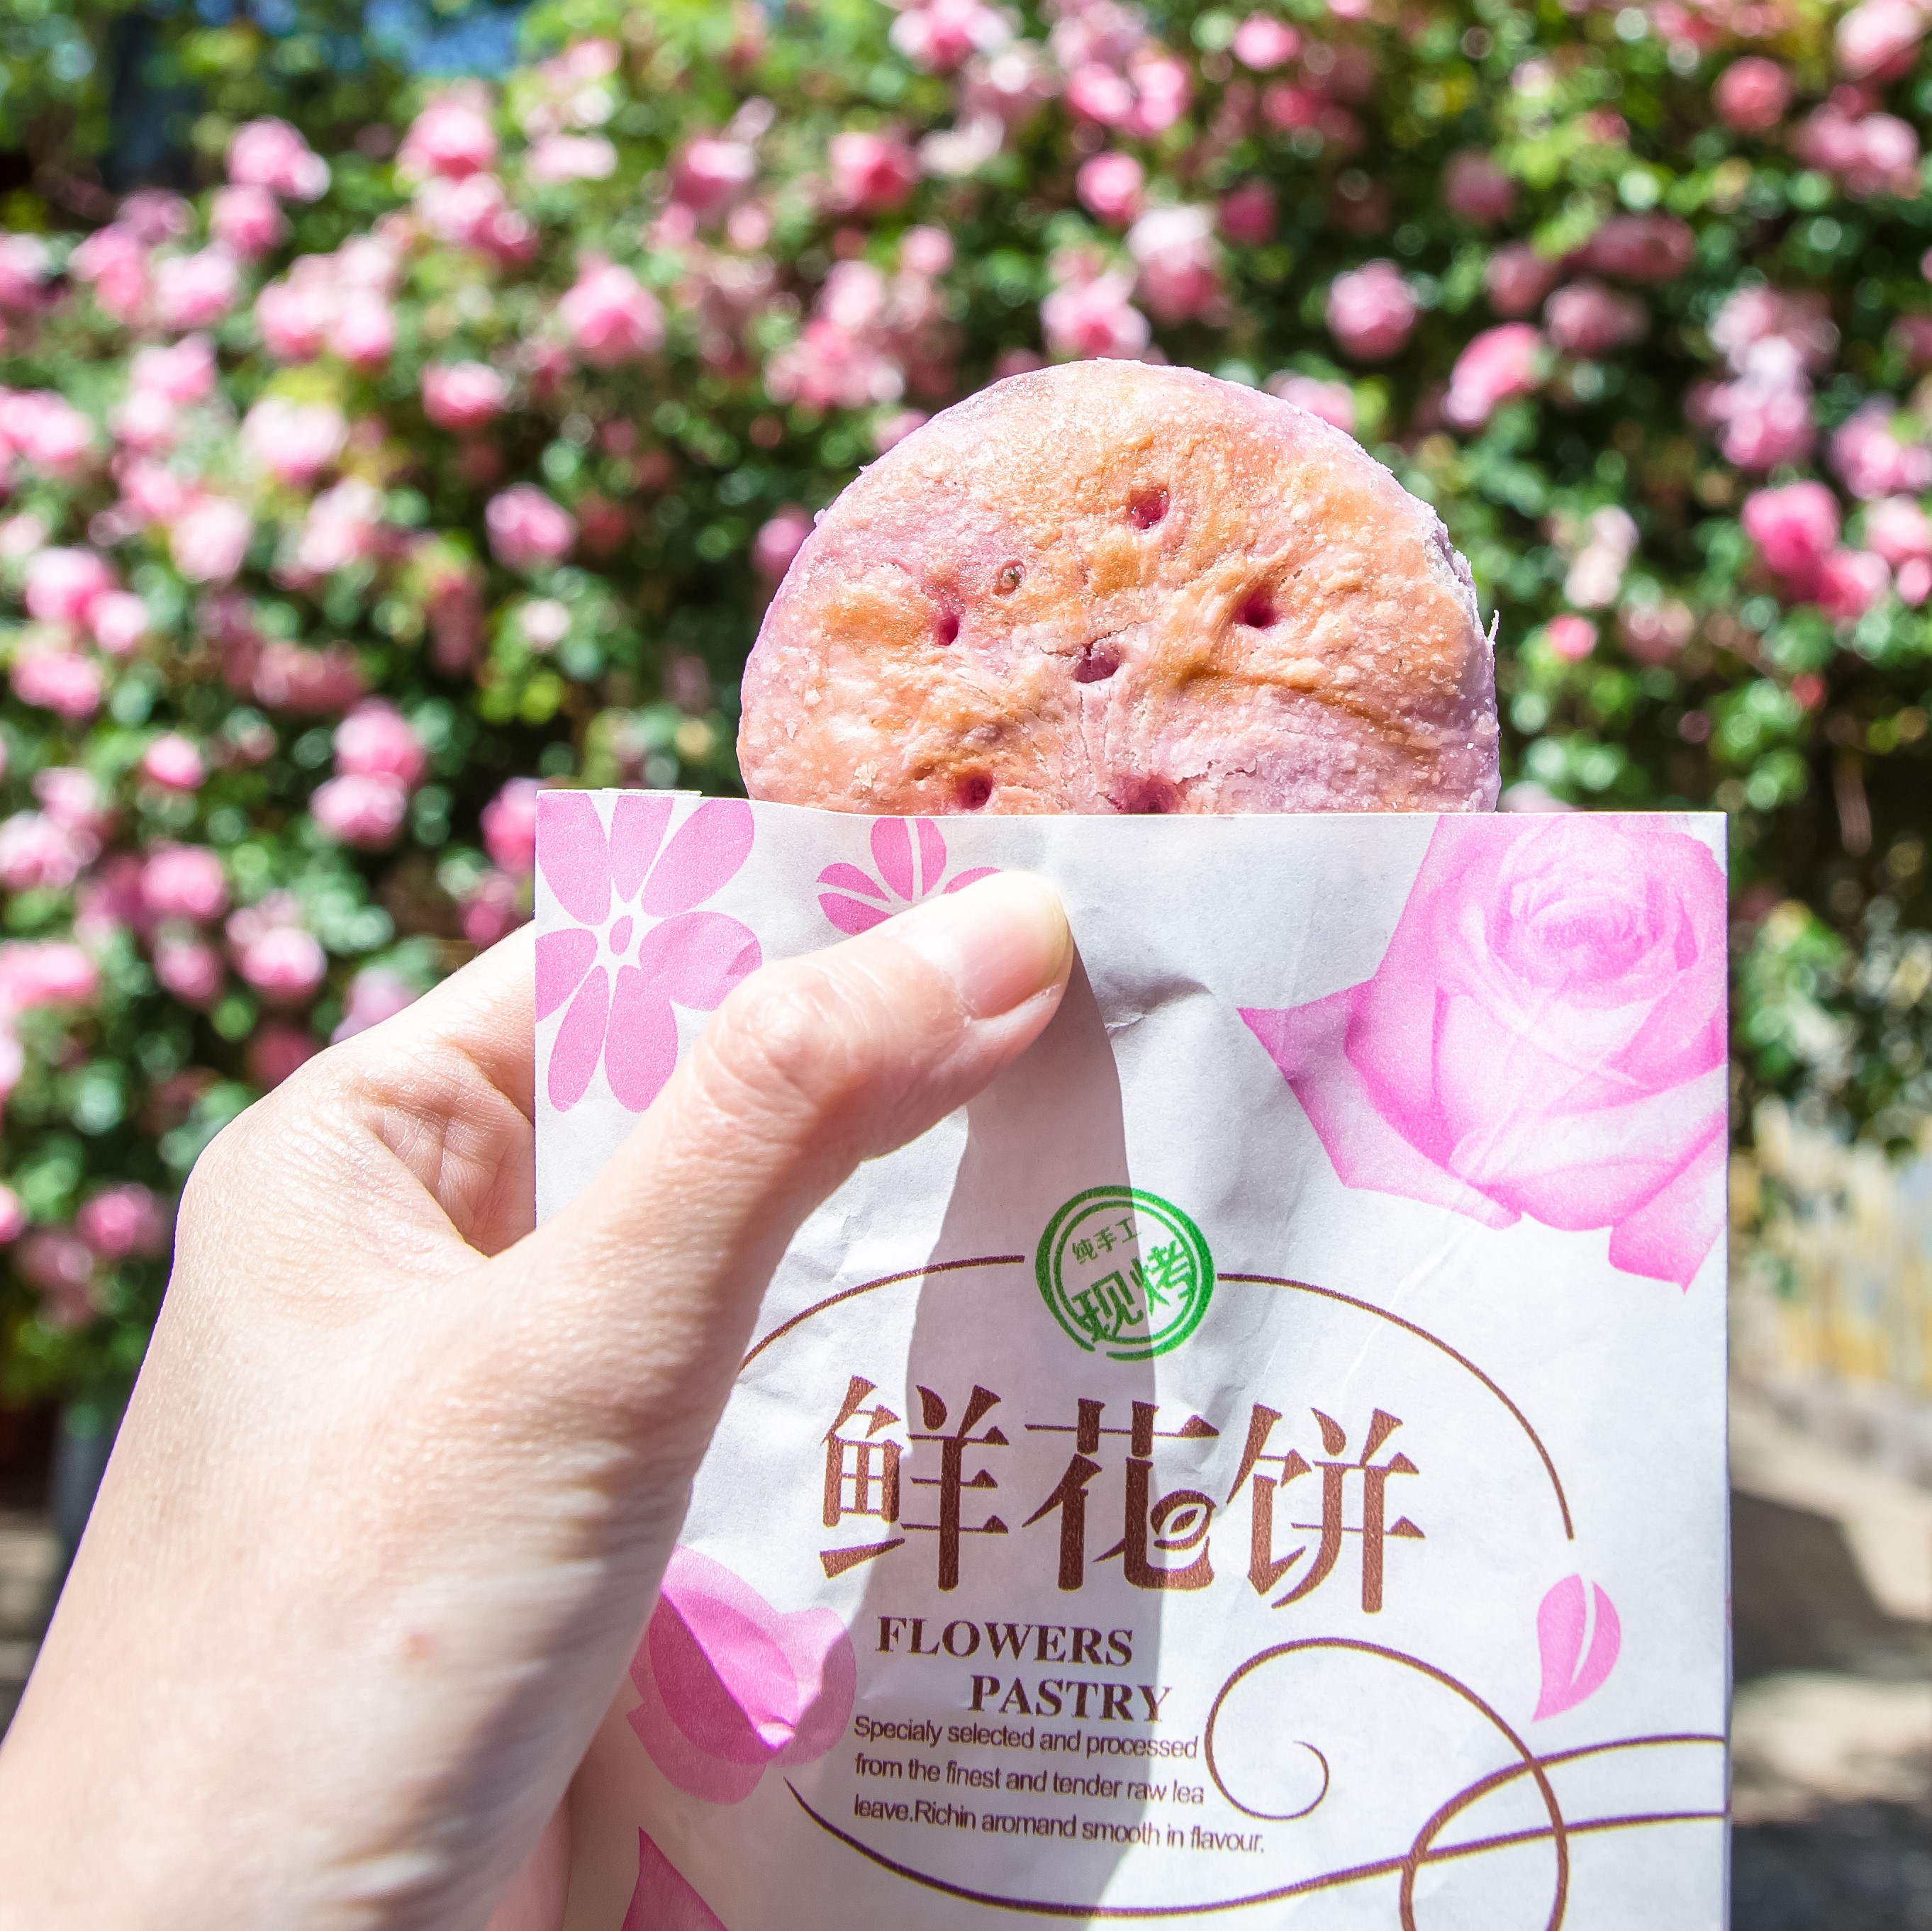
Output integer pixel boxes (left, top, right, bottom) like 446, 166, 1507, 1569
0, 872, 1071, 1931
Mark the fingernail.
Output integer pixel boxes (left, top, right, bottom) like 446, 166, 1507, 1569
883, 872, 1072, 1019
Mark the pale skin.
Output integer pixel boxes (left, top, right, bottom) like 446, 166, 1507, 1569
0, 871, 1073, 1931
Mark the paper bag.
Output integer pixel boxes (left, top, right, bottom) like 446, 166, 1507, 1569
535, 794, 1730, 1930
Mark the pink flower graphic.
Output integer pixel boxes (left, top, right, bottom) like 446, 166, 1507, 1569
1534, 1574, 1621, 1720
628, 1546, 854, 1805
621, 1828, 727, 1931
1240, 815, 1726, 1289
817, 816, 996, 934
536, 793, 760, 1113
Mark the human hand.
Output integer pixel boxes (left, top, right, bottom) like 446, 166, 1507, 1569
0, 872, 1071, 1931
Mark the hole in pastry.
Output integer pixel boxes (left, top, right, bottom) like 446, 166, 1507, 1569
934, 610, 961, 646
994, 561, 1024, 595
1112, 776, 1180, 815
955, 773, 994, 811
1236, 590, 1276, 628
1127, 488, 1169, 530
1073, 641, 1121, 683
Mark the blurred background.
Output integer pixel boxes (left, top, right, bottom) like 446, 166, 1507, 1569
0, 0, 1927, 1919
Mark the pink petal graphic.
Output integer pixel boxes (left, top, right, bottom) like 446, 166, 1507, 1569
621, 1829, 729, 1931
871, 817, 916, 901
641, 799, 754, 917
536, 791, 611, 925
944, 866, 999, 893
1534, 1574, 1621, 1720
629, 1547, 855, 1803
915, 817, 947, 895
1607, 1121, 1728, 1289
635, 911, 762, 1011
820, 893, 893, 934
817, 862, 888, 900
603, 968, 679, 1113
535, 927, 597, 1022
547, 966, 610, 1111
610, 793, 675, 904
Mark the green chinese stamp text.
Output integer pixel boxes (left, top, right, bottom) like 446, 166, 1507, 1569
1035, 1187, 1214, 1360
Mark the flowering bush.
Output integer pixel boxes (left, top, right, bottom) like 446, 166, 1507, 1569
5, 0, 1932, 1399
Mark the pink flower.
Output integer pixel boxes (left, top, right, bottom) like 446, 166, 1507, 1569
526, 134, 618, 184
292, 478, 384, 577
890, 0, 1012, 72
1535, 1575, 1622, 1721
0, 812, 91, 891
228, 118, 330, 200
1829, 402, 1932, 501
0, 940, 101, 1009
1794, 101, 1921, 198
1241, 815, 1729, 1289
816, 817, 995, 934
901, 225, 954, 277
672, 138, 758, 218
247, 1022, 319, 1087
32, 766, 107, 834
627, 1547, 854, 1805
256, 279, 333, 362
423, 361, 510, 433
1836, 0, 1926, 79
154, 936, 225, 1006
1578, 213, 1695, 284
0, 235, 50, 316
0, 1186, 23, 1245
252, 640, 364, 714
1545, 281, 1647, 357
1232, 13, 1300, 69
311, 773, 410, 849
9, 646, 103, 720
1814, 547, 1889, 622
1267, 372, 1356, 435
171, 497, 253, 582
119, 188, 191, 245
483, 778, 542, 875
486, 486, 577, 572
131, 334, 217, 404
459, 868, 523, 946
1743, 481, 1841, 583
537, 793, 761, 1113
329, 293, 395, 369
1712, 348, 1817, 471
143, 844, 228, 923
236, 924, 328, 1002
211, 185, 286, 259
78, 1184, 169, 1261
25, 548, 116, 629
1077, 152, 1145, 226
1123, 52, 1190, 138
1127, 206, 1223, 325
1564, 507, 1639, 609
1862, 494, 1932, 565
1219, 181, 1277, 247
1042, 267, 1151, 361
335, 700, 427, 788
1444, 150, 1517, 226
87, 590, 149, 656
332, 967, 420, 1043
69, 225, 150, 325
1326, 260, 1417, 362
399, 92, 500, 180
152, 250, 240, 331
1546, 615, 1599, 661
241, 397, 348, 487
1714, 57, 1792, 133
559, 258, 665, 366
1444, 323, 1546, 428
112, 388, 179, 454
827, 131, 920, 215
753, 505, 814, 584
16, 1229, 97, 1328
519, 598, 571, 651
0, 391, 94, 472
1618, 600, 1695, 665
1898, 557, 1932, 605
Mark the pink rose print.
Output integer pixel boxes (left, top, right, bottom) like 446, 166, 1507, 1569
621, 1828, 729, 1931
1534, 1574, 1621, 1720
1241, 815, 1726, 1289
817, 815, 996, 934
629, 1545, 855, 1805
536, 793, 760, 1113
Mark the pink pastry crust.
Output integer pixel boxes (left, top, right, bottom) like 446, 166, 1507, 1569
739, 362, 1498, 815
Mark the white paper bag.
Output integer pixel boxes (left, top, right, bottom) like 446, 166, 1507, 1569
536, 795, 1730, 1930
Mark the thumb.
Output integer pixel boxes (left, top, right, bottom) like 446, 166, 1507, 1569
489, 868, 1071, 1473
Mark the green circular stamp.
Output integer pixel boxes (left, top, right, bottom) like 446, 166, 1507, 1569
1035, 1187, 1215, 1360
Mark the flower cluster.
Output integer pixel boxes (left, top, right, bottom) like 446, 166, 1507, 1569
4, 0, 1932, 1393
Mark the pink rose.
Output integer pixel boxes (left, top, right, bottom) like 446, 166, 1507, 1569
247, 1022, 320, 1087
332, 966, 420, 1043
1546, 614, 1598, 661
1127, 206, 1222, 325
90, 591, 151, 657
0, 812, 89, 892
256, 278, 335, 362
1829, 401, 1932, 501
1232, 13, 1300, 69
25, 547, 116, 629
154, 936, 225, 1006
1545, 280, 1647, 357
252, 640, 365, 714
69, 225, 150, 325
0, 234, 50, 317
558, 259, 666, 366
171, 497, 253, 582
142, 844, 229, 923
237, 924, 328, 1001
130, 335, 217, 404
1483, 245, 1560, 318
140, 738, 204, 797
0, 939, 101, 1008
152, 250, 240, 331
1836, 0, 1925, 79
1713, 57, 1792, 133
1219, 181, 1277, 247
900, 225, 953, 276
1326, 260, 1417, 362
16, 1229, 97, 1327
1862, 494, 1932, 565
228, 118, 330, 200
1267, 372, 1355, 435
1077, 152, 1145, 227
1241, 815, 1728, 1289
1742, 481, 1840, 582
1041, 268, 1151, 361
0, 1186, 23, 1246
311, 772, 410, 849
77, 1183, 169, 1262
890, 0, 1012, 72
752, 505, 814, 585
486, 485, 577, 572
1814, 547, 1889, 622
211, 185, 286, 259
527, 133, 618, 185
1578, 213, 1695, 284
9, 647, 103, 720
482, 777, 542, 875
32, 766, 107, 833
459, 869, 523, 946
673, 138, 758, 218
1444, 150, 1517, 226
0, 391, 94, 473
399, 93, 500, 180
1444, 323, 1546, 428
241, 397, 348, 487
330, 293, 396, 369
335, 700, 427, 788
423, 361, 510, 433
827, 130, 920, 214
293, 478, 385, 578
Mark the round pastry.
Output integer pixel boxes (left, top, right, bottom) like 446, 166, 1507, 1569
738, 361, 1497, 815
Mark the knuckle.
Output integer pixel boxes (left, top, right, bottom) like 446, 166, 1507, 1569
699, 957, 878, 1126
